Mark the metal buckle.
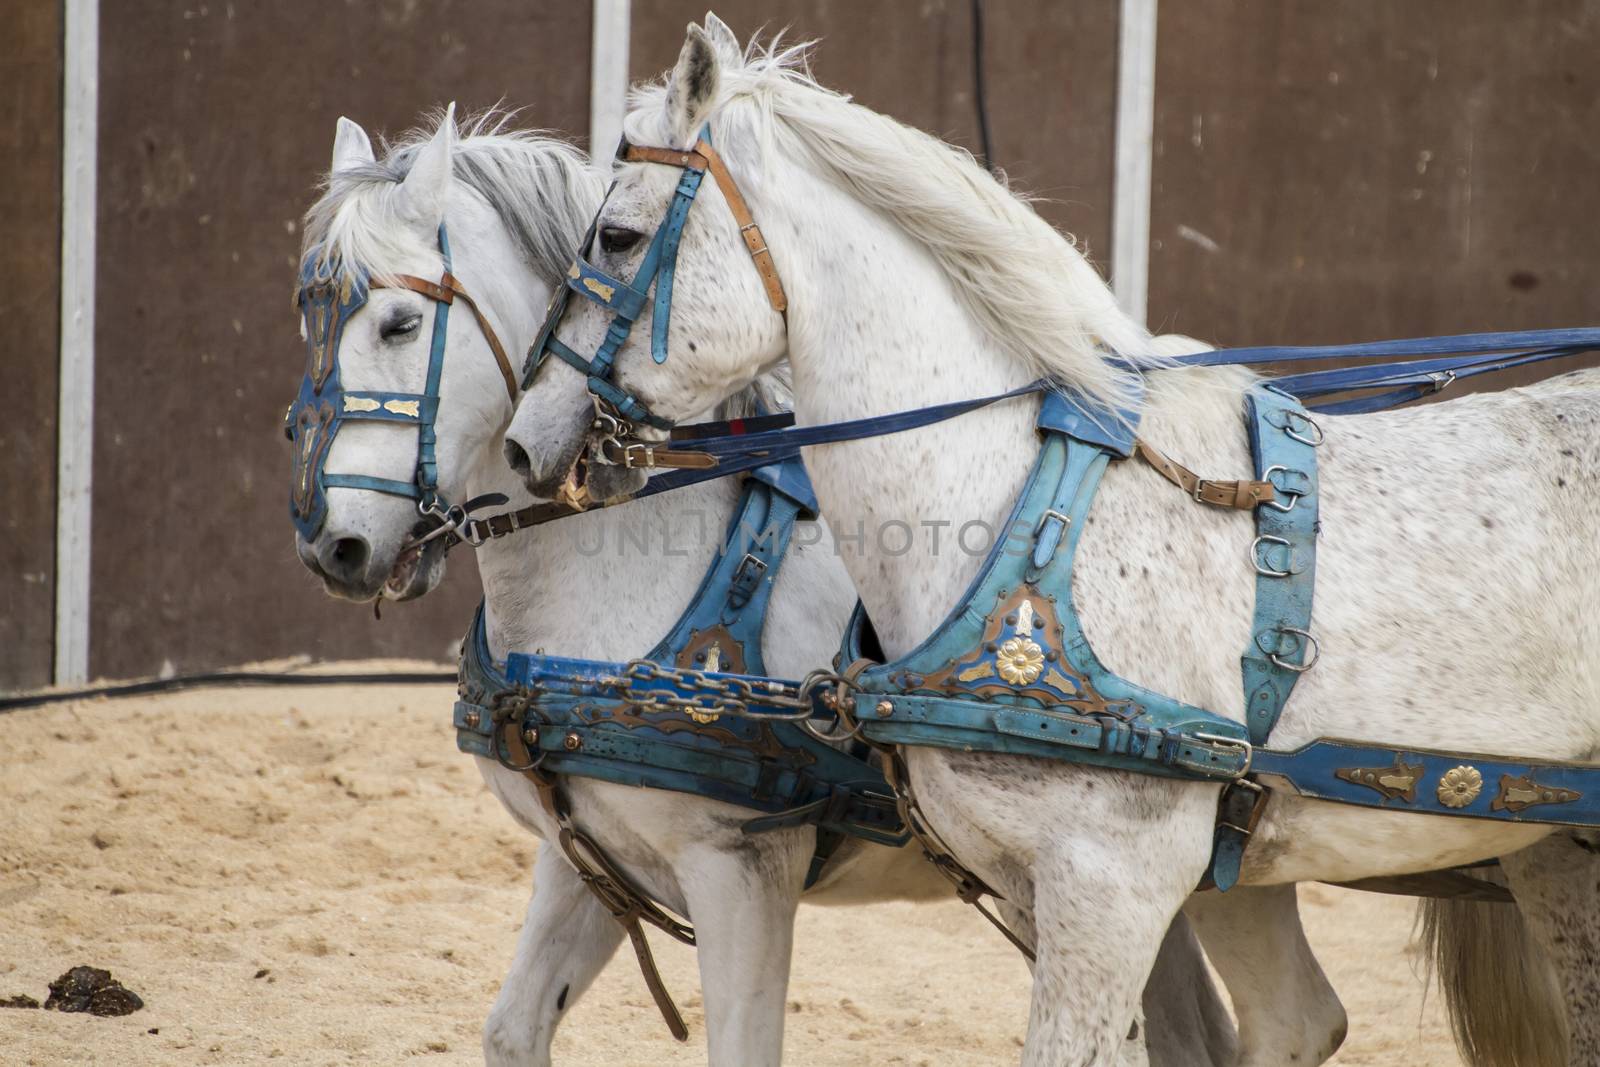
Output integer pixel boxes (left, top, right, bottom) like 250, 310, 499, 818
1428, 370, 1457, 394
1192, 480, 1215, 504
1193, 732, 1255, 780
1268, 626, 1320, 673
1035, 508, 1072, 536
1250, 534, 1297, 577
621, 442, 657, 469
1214, 775, 1266, 832
1259, 465, 1306, 513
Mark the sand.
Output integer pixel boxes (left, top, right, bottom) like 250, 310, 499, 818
0, 670, 1463, 1065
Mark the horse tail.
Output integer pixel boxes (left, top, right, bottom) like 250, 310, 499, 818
1417, 868, 1567, 1067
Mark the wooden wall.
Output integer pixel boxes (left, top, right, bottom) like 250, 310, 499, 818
0, 1, 64, 690
5, 2, 1597, 687
85, 2, 589, 680
1149, 1, 1600, 350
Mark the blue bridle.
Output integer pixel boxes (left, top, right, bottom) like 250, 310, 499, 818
286, 223, 518, 543
522, 129, 787, 432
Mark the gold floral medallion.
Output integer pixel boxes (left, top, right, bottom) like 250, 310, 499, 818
996, 637, 1045, 685
1437, 765, 1483, 809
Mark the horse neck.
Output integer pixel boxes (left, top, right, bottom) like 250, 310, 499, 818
770, 170, 1054, 658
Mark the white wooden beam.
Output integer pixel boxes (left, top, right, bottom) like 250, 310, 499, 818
56, 0, 98, 684
1111, 0, 1158, 325
589, 0, 631, 164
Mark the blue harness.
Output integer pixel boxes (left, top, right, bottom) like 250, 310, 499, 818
453, 459, 905, 875
821, 383, 1600, 907
287, 224, 518, 543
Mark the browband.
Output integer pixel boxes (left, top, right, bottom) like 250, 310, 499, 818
378, 273, 519, 400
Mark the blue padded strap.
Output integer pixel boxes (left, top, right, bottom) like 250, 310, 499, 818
565, 257, 650, 320
1240, 388, 1320, 746
747, 455, 819, 515
646, 477, 800, 675
651, 167, 707, 365
322, 473, 422, 499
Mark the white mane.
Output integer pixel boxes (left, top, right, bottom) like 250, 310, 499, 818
300, 109, 601, 288
626, 37, 1168, 411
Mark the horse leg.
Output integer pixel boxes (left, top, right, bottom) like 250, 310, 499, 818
1023, 839, 1203, 1067
1185, 884, 1345, 1066
678, 832, 811, 1067
483, 845, 625, 1067
1142, 912, 1240, 1067
998, 899, 1235, 1067
1498, 833, 1600, 1063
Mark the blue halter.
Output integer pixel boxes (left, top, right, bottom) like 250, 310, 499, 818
522, 129, 787, 432
287, 224, 517, 542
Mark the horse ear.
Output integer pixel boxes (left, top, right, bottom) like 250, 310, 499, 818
397, 103, 455, 233
331, 116, 374, 172
665, 24, 720, 146
701, 12, 740, 59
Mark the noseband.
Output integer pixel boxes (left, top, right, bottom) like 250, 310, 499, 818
287, 223, 518, 543
523, 127, 786, 432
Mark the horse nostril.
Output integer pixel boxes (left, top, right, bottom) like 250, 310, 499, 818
318, 535, 371, 581
504, 438, 532, 478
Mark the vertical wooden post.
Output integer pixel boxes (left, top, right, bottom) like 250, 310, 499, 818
1112, 0, 1157, 325
56, 0, 98, 684
590, 0, 632, 165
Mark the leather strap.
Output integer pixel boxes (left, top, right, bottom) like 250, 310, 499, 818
1134, 439, 1276, 510
623, 141, 788, 317
376, 273, 520, 401
500, 724, 692, 1042
693, 140, 788, 317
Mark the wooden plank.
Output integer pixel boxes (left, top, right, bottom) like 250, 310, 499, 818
1149, 0, 1600, 375
591, 0, 632, 158
88, 2, 591, 679
1111, 0, 1158, 323
629, 0, 1121, 259
0, 1, 63, 691
55, 0, 99, 685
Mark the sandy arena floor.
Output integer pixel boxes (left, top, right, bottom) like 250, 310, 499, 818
0, 670, 1463, 1065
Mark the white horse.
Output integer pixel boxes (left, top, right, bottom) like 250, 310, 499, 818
289, 109, 1248, 1065
504, 19, 1595, 1066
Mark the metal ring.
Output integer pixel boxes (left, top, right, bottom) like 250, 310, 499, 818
1250, 535, 1294, 578
1283, 412, 1324, 447
1268, 627, 1320, 673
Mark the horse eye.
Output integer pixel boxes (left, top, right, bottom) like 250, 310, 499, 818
381, 314, 422, 342
600, 226, 644, 254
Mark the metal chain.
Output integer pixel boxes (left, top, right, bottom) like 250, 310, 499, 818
601, 660, 858, 726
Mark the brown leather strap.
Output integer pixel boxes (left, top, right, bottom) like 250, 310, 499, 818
373, 273, 520, 401
623, 141, 789, 317
501, 724, 693, 1042
620, 914, 690, 1040
694, 140, 788, 316
878, 748, 1037, 963
464, 500, 580, 543
1134, 440, 1276, 510
624, 145, 708, 169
